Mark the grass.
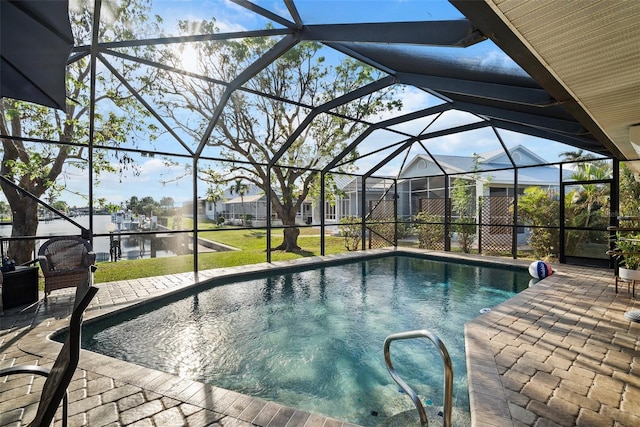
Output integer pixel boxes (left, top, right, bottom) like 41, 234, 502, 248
179, 218, 326, 236
94, 228, 350, 283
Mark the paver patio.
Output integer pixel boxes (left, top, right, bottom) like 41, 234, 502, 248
1, 250, 639, 426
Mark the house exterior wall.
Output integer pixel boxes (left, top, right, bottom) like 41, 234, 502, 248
203, 200, 225, 221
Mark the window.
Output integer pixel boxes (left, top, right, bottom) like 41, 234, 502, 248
340, 199, 350, 218
325, 202, 336, 220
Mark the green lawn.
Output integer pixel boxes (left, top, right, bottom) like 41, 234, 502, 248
94, 228, 349, 283
198, 228, 334, 250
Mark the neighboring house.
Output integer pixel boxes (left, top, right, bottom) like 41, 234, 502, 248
398, 144, 567, 216
324, 145, 566, 227
185, 145, 565, 230
182, 184, 263, 222
397, 144, 570, 246
184, 183, 316, 226
205, 184, 266, 224
318, 175, 397, 225
222, 194, 268, 225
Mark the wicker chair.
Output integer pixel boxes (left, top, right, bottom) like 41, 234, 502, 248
38, 236, 96, 301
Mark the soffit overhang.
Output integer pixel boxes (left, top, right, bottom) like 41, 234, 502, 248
451, 0, 640, 161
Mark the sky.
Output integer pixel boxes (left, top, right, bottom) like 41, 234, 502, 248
43, 0, 602, 209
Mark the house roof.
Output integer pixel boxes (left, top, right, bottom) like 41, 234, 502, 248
400, 144, 554, 177
478, 144, 548, 165
486, 167, 571, 186
399, 143, 573, 186
335, 175, 396, 192
226, 194, 265, 204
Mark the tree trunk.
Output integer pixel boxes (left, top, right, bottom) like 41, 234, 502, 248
4, 196, 39, 264
271, 209, 301, 252
272, 226, 300, 252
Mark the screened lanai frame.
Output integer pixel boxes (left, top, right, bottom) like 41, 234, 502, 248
0, 0, 631, 273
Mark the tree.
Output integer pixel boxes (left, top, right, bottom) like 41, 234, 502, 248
126, 196, 140, 214
52, 200, 69, 214
563, 154, 611, 252
0, 0, 160, 263
0, 201, 9, 221
338, 216, 362, 251
450, 176, 477, 253
517, 187, 560, 259
204, 186, 223, 222
450, 154, 481, 253
160, 197, 175, 215
155, 29, 401, 251
139, 196, 159, 217
619, 163, 640, 217
565, 162, 610, 229
95, 198, 120, 215
229, 178, 250, 225
200, 169, 225, 222
559, 149, 597, 162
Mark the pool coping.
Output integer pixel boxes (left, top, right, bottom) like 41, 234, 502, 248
7, 248, 636, 426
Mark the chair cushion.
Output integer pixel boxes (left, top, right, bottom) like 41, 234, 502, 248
46, 243, 87, 271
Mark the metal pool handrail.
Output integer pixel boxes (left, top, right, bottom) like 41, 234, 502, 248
383, 329, 454, 427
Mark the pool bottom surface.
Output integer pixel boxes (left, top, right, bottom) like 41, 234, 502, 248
83, 255, 530, 426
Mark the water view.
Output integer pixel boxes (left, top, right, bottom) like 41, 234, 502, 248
0, 215, 188, 261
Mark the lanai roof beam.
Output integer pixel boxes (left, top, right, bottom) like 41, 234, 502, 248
270, 75, 396, 166
99, 54, 193, 155
195, 34, 299, 156
453, 101, 588, 135
489, 120, 608, 155
397, 72, 556, 107
230, 0, 297, 30
284, 0, 303, 29
302, 21, 484, 47
323, 103, 454, 173
76, 29, 293, 51
366, 121, 490, 178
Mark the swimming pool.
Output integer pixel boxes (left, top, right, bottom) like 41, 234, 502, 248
80, 255, 530, 426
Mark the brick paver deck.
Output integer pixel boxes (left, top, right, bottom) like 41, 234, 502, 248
1, 249, 638, 426
465, 259, 640, 427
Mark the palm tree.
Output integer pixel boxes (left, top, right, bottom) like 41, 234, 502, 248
559, 149, 597, 162
229, 179, 250, 225
205, 185, 224, 224
566, 160, 611, 252
562, 150, 611, 230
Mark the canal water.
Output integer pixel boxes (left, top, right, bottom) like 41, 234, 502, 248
0, 215, 189, 261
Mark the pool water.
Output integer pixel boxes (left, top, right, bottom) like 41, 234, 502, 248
81, 255, 530, 426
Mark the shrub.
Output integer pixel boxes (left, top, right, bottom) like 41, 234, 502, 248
453, 216, 476, 253
413, 211, 445, 249
338, 216, 362, 251
517, 187, 559, 259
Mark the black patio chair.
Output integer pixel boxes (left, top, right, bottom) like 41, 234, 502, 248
0, 284, 98, 426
